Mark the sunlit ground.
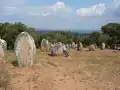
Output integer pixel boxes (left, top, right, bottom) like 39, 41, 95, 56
3, 48, 120, 90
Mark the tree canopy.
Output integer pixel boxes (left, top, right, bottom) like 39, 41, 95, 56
0, 22, 40, 49
0, 22, 120, 50
101, 23, 120, 44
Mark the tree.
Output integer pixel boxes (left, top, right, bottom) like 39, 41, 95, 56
0, 22, 41, 49
89, 32, 101, 46
101, 23, 120, 37
101, 23, 120, 46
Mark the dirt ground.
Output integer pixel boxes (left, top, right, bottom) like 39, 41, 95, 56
3, 48, 120, 90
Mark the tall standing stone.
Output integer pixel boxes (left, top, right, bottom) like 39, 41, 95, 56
41, 39, 49, 52
0, 39, 7, 60
101, 42, 105, 50
56, 42, 63, 55
49, 42, 54, 51
80, 42, 83, 49
0, 39, 7, 50
0, 45, 5, 72
77, 42, 83, 51
0, 39, 7, 58
72, 42, 76, 49
14, 32, 36, 67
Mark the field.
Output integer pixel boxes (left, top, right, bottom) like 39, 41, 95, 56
2, 48, 120, 90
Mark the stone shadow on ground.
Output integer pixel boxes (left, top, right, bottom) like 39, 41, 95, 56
48, 53, 57, 57
11, 60, 19, 67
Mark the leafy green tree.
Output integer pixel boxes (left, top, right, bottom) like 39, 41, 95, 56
101, 23, 120, 46
89, 32, 101, 46
0, 22, 41, 49
101, 23, 120, 36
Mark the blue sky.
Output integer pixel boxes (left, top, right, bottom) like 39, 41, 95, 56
0, 0, 120, 30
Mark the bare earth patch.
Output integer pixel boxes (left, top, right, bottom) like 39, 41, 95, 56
4, 49, 120, 90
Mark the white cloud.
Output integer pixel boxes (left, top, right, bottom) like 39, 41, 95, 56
76, 3, 106, 16
52, 1, 71, 12
2, 1, 72, 18
1, 0, 120, 30
25, 6, 51, 16
53, 1, 65, 9
28, 1, 71, 16
0, 1, 72, 29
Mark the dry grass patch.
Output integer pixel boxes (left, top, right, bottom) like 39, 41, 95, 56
3, 49, 120, 90
0, 69, 9, 90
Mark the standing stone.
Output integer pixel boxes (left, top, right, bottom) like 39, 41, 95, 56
77, 42, 83, 51
66, 44, 69, 49
101, 42, 105, 50
52, 42, 63, 55
0, 39, 7, 59
94, 43, 97, 49
49, 42, 54, 51
75, 44, 77, 48
88, 44, 96, 51
69, 44, 72, 48
56, 42, 63, 55
80, 42, 83, 49
41, 39, 49, 52
14, 32, 36, 67
0, 39, 7, 51
0, 45, 5, 72
0, 45, 4, 60
72, 42, 76, 49
0, 39, 7, 49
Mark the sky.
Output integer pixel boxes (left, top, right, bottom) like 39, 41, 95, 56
0, 0, 120, 30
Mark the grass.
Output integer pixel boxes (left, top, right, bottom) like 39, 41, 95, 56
0, 70, 9, 90
4, 49, 120, 72
5, 50, 17, 66
2, 48, 120, 90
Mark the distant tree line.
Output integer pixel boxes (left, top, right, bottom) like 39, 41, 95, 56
0, 22, 120, 50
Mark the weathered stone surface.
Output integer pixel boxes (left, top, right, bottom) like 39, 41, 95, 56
77, 42, 83, 51
0, 39, 7, 57
80, 42, 83, 49
41, 39, 49, 52
49, 42, 54, 51
0, 39, 7, 50
88, 44, 96, 51
72, 42, 76, 49
14, 32, 36, 67
0, 45, 5, 72
0, 45, 4, 58
51, 42, 63, 55
101, 42, 105, 50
